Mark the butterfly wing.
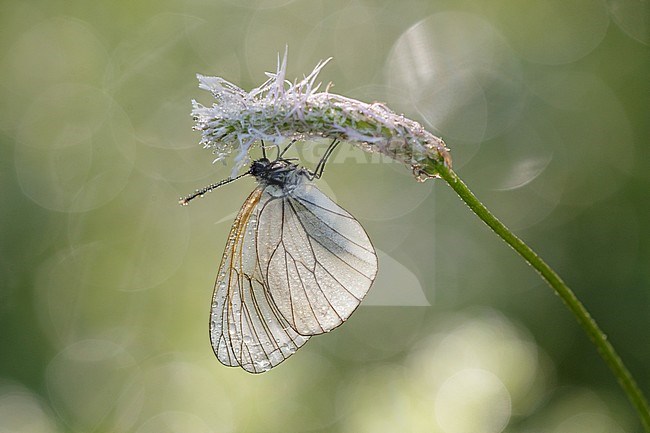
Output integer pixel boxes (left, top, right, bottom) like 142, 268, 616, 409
257, 182, 378, 336
210, 187, 310, 373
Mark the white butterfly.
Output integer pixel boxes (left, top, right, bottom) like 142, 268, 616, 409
182, 141, 378, 373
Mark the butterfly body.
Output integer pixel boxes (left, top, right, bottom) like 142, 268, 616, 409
249, 157, 307, 196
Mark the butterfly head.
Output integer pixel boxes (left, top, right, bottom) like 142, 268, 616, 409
249, 158, 272, 177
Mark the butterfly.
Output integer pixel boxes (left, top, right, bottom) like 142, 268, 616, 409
181, 140, 378, 373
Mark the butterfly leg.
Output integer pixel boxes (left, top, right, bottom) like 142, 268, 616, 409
311, 139, 340, 179
278, 139, 298, 158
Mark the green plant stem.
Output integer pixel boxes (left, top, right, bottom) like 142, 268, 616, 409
427, 161, 650, 431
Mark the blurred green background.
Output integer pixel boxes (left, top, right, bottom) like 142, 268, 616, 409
1, 0, 649, 432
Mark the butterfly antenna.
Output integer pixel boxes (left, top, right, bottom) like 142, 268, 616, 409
179, 171, 250, 206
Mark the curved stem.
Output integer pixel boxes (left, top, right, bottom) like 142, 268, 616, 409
427, 161, 650, 431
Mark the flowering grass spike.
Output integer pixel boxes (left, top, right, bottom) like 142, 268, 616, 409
192, 48, 451, 179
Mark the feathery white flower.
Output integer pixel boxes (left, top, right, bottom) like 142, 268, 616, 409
192, 48, 451, 179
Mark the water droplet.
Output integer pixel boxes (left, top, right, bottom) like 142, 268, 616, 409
254, 359, 271, 371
